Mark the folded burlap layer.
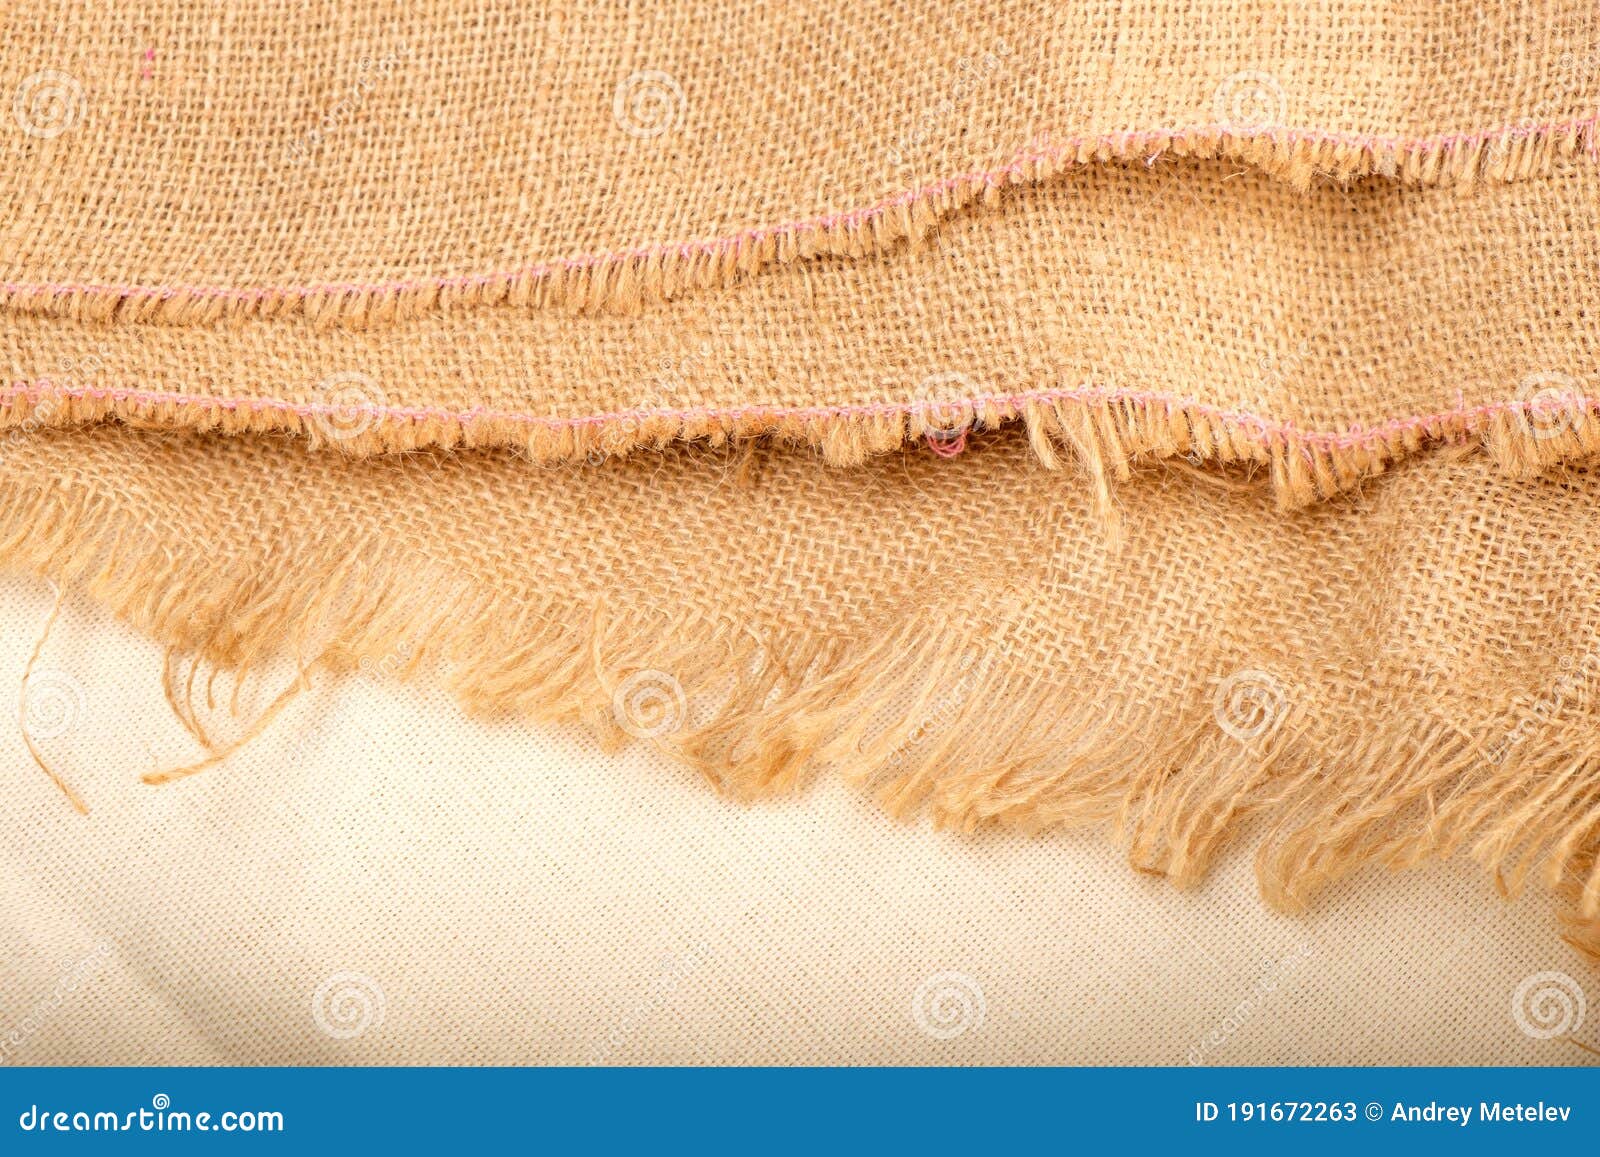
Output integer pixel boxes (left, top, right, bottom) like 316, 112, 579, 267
3, 1, 1599, 321
6, 159, 1600, 507
4, 425, 1598, 950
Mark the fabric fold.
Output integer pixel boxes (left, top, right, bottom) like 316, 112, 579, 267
4, 1, 1600, 321
6, 159, 1600, 505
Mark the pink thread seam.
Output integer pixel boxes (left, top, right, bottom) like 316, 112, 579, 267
2, 113, 1597, 306
2, 381, 1587, 456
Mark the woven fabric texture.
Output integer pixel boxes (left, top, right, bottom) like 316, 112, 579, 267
5, 1, 1599, 314
5, 159, 1600, 507
0, 579, 1587, 1066
1, 1, 1599, 975
3, 424, 1600, 955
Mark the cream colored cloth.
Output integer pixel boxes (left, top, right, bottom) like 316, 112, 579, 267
1, 578, 1591, 1065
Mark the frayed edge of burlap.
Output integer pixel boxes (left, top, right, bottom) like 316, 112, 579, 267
5, 470, 1599, 957
6, 384, 1600, 511
1, 117, 1595, 326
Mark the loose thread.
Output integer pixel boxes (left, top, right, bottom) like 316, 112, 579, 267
141, 658, 322, 786
19, 581, 88, 814
161, 649, 217, 752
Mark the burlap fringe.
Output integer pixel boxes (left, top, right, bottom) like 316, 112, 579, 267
10, 385, 1600, 509
4, 471, 1598, 954
1, 118, 1595, 326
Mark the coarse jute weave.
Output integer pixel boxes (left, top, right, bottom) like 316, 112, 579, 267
4, 2, 1600, 952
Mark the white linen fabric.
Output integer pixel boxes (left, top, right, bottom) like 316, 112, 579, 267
0, 579, 1591, 1066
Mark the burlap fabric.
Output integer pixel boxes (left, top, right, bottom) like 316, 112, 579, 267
5, 425, 1600, 952
6, 159, 1600, 500
4, 3, 1600, 952
5, 0, 1600, 316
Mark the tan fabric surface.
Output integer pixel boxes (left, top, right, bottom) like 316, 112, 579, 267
4, 0, 1600, 1043
7, 159, 1600, 507
3, 424, 1600, 956
1, 578, 1593, 1066
6, 0, 1598, 318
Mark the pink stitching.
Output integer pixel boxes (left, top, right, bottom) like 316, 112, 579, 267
2, 113, 1596, 306
3, 380, 1588, 455
926, 428, 970, 458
